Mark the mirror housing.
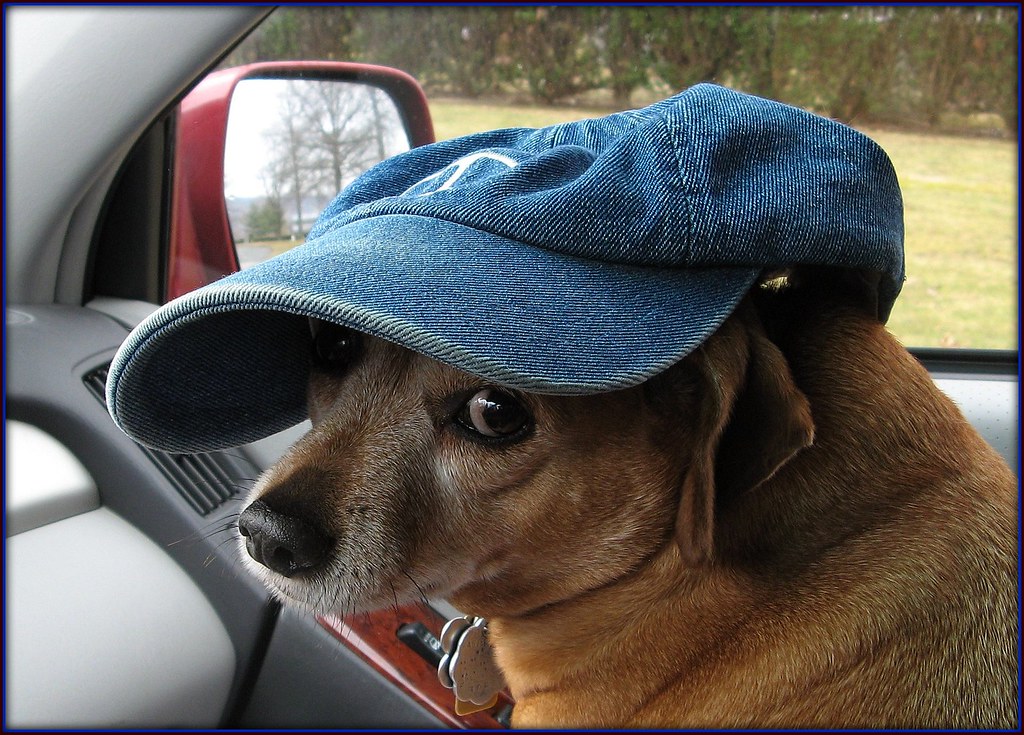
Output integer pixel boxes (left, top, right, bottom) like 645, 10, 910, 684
167, 61, 434, 299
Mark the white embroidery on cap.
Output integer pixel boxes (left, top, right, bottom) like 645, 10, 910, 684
404, 151, 519, 197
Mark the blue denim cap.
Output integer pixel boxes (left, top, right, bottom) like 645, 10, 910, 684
107, 83, 904, 452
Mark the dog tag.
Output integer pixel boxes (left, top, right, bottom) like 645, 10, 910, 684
437, 616, 506, 716
438, 615, 472, 692
440, 615, 472, 653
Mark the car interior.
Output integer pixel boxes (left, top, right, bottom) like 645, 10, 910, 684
5, 6, 1018, 729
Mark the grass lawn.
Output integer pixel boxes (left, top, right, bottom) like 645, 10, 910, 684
429, 99, 1018, 350
236, 239, 303, 270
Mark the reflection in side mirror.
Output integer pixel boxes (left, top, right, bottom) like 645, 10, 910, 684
224, 79, 412, 269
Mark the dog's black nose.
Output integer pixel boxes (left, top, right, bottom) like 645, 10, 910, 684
238, 499, 332, 577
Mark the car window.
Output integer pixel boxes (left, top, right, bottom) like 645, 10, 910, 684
223, 5, 1018, 351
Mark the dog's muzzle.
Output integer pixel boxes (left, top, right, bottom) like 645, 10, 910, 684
238, 499, 333, 577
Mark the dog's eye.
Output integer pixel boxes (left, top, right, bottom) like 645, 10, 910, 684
456, 388, 531, 440
310, 320, 361, 373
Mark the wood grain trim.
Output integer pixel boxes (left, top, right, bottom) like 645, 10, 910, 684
317, 603, 513, 728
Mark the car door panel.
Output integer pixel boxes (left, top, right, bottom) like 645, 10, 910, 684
7, 507, 235, 728
933, 375, 1018, 473
6, 421, 100, 535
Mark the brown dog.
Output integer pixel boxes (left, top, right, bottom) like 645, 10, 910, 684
238, 270, 1018, 728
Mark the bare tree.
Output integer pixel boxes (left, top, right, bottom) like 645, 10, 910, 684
262, 81, 406, 236
299, 81, 381, 196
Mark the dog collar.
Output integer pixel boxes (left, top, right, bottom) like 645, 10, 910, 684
437, 615, 507, 716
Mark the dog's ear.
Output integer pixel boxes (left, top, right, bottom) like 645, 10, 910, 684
714, 307, 816, 502
675, 303, 815, 565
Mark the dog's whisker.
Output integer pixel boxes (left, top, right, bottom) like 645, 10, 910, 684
388, 580, 401, 618
401, 569, 430, 608
219, 450, 264, 475
166, 517, 239, 548
204, 526, 238, 543
212, 534, 242, 553
202, 519, 240, 539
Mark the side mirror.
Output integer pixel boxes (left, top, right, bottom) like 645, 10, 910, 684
167, 62, 434, 299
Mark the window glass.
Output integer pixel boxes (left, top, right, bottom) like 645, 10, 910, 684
226, 6, 1018, 350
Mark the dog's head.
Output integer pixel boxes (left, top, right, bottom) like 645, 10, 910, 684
238, 296, 815, 618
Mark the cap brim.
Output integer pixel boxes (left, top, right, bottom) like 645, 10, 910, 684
107, 214, 759, 452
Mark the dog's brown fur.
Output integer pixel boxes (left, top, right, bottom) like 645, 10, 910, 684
243, 272, 1019, 728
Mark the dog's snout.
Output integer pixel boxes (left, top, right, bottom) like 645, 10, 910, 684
238, 499, 333, 578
